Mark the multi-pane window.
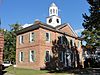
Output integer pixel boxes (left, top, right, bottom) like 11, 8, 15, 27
29, 32, 34, 42
19, 35, 24, 44
19, 52, 24, 62
30, 50, 35, 62
59, 51, 63, 62
46, 33, 50, 42
45, 51, 50, 62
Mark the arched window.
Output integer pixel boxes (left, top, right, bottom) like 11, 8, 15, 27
56, 9, 57, 14
49, 18, 52, 23
53, 9, 55, 14
50, 9, 52, 14
56, 19, 59, 23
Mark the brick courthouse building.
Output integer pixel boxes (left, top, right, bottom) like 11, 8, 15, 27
0, 33, 4, 70
16, 3, 83, 70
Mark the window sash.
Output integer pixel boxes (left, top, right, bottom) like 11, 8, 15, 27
46, 33, 50, 42
19, 52, 24, 62
30, 32, 34, 42
30, 50, 35, 62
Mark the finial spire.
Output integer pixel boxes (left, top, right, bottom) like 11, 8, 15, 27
51, 3, 57, 7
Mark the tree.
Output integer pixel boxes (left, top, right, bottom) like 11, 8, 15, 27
82, 0, 100, 50
4, 23, 22, 63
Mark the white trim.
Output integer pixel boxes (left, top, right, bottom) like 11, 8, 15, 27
19, 35, 23, 44
67, 23, 78, 37
72, 39, 74, 46
78, 41, 80, 48
19, 52, 24, 62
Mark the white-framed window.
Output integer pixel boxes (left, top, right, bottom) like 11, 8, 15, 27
72, 39, 74, 46
19, 52, 24, 62
46, 32, 50, 42
78, 41, 81, 47
19, 35, 24, 44
58, 36, 63, 44
45, 51, 50, 62
29, 50, 35, 62
59, 51, 63, 62
29, 32, 34, 42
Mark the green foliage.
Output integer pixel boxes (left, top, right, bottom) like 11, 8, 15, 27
4, 23, 22, 63
46, 35, 71, 70
82, 0, 100, 48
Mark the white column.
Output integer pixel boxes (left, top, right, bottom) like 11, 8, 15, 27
64, 52, 67, 67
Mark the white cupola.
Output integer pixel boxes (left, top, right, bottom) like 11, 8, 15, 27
46, 3, 61, 27
49, 3, 58, 16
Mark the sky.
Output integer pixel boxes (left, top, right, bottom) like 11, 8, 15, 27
0, 0, 90, 36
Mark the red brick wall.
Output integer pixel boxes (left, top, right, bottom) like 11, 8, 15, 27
0, 34, 4, 70
16, 27, 82, 69
59, 25, 77, 37
16, 29, 41, 69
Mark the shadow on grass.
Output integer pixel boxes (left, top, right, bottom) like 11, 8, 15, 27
1, 66, 8, 75
0, 70, 7, 75
2, 71, 7, 75
45, 68, 100, 75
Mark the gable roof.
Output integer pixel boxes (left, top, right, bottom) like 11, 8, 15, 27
17, 21, 79, 39
55, 23, 78, 37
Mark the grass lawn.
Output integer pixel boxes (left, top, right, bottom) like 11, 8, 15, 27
3, 66, 70, 75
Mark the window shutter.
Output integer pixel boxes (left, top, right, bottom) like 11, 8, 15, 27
29, 33, 31, 43
19, 52, 20, 62
19, 36, 21, 44
34, 33, 35, 42
23, 52, 24, 62
34, 50, 36, 61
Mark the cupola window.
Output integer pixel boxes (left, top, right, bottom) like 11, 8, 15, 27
57, 19, 59, 23
49, 18, 52, 23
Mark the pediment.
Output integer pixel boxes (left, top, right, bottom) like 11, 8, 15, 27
56, 23, 78, 37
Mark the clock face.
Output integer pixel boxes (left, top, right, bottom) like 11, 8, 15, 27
49, 18, 52, 23
56, 19, 59, 23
